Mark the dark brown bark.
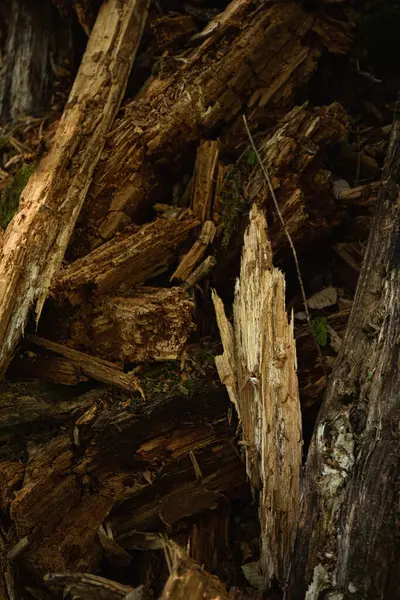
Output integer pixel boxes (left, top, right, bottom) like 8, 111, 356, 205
287, 112, 400, 600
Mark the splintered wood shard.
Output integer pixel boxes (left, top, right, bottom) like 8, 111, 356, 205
160, 543, 231, 600
212, 204, 302, 588
0, 0, 150, 376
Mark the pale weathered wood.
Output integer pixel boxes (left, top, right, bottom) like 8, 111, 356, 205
213, 205, 302, 588
0, 0, 150, 376
160, 543, 231, 600
287, 113, 400, 600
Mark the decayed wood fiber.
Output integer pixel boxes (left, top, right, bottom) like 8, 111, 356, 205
213, 205, 302, 588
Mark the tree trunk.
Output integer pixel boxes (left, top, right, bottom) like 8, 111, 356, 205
287, 112, 400, 600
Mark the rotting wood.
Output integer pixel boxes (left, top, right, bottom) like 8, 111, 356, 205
56, 215, 199, 298
44, 572, 141, 600
83, 1, 344, 244
8, 351, 90, 386
212, 204, 302, 589
0, 381, 95, 428
58, 287, 195, 363
160, 542, 231, 600
27, 335, 143, 394
245, 103, 350, 253
0, 0, 150, 377
8, 386, 242, 577
172, 221, 216, 282
287, 110, 400, 600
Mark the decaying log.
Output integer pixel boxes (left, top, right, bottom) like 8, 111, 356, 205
212, 205, 302, 588
84, 1, 344, 243
58, 287, 195, 363
4, 367, 242, 577
160, 543, 231, 600
287, 113, 400, 599
245, 103, 350, 252
56, 215, 199, 297
28, 335, 143, 393
0, 0, 150, 376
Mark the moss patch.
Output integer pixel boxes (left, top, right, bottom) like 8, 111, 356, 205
0, 163, 35, 228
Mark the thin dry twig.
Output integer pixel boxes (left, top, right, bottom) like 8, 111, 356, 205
242, 115, 327, 377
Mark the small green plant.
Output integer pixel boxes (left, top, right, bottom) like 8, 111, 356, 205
311, 317, 329, 347
246, 150, 256, 166
0, 162, 35, 228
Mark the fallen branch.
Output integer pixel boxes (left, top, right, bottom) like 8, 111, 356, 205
0, 0, 150, 376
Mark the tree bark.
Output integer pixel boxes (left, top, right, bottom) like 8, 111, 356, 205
0, 0, 150, 376
287, 112, 400, 599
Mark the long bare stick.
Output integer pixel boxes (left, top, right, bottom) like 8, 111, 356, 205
242, 115, 327, 377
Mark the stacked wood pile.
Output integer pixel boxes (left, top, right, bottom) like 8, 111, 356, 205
0, 0, 399, 599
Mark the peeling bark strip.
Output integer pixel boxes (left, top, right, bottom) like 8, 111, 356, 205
287, 116, 400, 599
0, 0, 150, 376
212, 205, 302, 588
84, 1, 334, 242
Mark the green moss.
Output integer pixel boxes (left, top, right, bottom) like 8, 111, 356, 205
0, 163, 35, 228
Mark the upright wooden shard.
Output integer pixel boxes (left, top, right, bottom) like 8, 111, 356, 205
160, 543, 231, 600
212, 205, 302, 588
0, 0, 150, 376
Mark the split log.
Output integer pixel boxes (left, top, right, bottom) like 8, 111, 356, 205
0, 0, 150, 376
83, 1, 344, 243
160, 543, 231, 600
287, 111, 400, 599
212, 205, 302, 589
56, 215, 199, 298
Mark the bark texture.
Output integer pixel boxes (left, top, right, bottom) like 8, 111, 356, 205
287, 113, 400, 600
